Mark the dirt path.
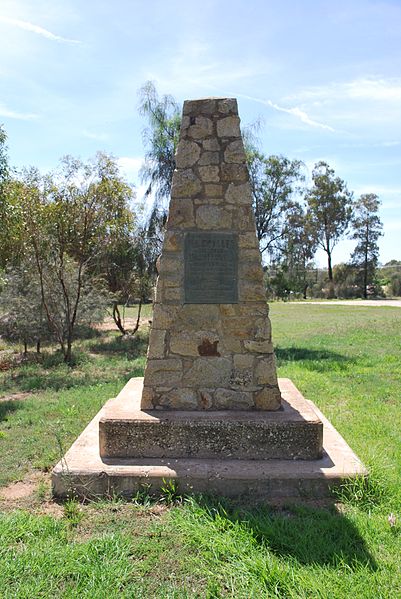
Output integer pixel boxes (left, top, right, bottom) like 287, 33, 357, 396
0, 392, 31, 403
294, 299, 401, 307
96, 316, 152, 331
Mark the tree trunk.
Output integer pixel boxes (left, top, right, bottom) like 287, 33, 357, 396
64, 338, 72, 364
112, 302, 127, 335
131, 299, 143, 335
363, 243, 368, 299
23, 340, 28, 354
36, 339, 41, 354
327, 250, 333, 281
303, 283, 308, 300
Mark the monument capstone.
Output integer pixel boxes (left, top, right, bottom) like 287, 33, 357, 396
52, 97, 367, 500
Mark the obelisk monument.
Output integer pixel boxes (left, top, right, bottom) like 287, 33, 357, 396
141, 97, 282, 411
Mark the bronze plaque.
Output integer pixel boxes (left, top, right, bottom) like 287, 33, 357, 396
184, 232, 238, 303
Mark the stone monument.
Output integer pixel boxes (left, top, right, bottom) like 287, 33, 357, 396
52, 98, 367, 500
141, 97, 281, 412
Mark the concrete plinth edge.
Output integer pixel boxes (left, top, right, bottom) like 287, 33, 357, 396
52, 378, 367, 500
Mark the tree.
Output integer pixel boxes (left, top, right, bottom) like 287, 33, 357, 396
138, 81, 181, 208
280, 203, 318, 299
306, 161, 353, 283
247, 151, 305, 258
0, 261, 46, 353
17, 153, 134, 363
103, 225, 158, 336
350, 193, 383, 298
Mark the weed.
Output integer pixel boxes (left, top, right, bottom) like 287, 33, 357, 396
159, 478, 183, 505
63, 499, 83, 527
132, 483, 154, 508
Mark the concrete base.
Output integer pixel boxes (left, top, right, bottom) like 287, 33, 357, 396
99, 379, 323, 461
52, 378, 367, 501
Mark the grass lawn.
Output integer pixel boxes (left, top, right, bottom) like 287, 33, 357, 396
0, 304, 400, 598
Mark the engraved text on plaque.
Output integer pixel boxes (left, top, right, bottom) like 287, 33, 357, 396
184, 232, 238, 303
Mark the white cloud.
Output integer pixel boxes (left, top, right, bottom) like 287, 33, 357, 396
82, 130, 109, 141
117, 156, 143, 183
0, 102, 38, 120
288, 77, 401, 104
235, 93, 336, 132
0, 15, 81, 44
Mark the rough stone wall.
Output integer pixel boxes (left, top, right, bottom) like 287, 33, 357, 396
141, 98, 281, 411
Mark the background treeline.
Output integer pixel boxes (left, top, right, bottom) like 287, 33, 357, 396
0, 82, 399, 362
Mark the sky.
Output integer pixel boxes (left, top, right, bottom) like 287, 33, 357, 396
0, 0, 400, 266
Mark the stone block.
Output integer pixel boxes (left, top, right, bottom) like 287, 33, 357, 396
198, 151, 220, 166
158, 388, 198, 409
233, 354, 255, 369
244, 339, 274, 353
163, 231, 183, 252
196, 205, 232, 229
144, 359, 182, 387
214, 388, 253, 409
183, 99, 217, 116
254, 356, 277, 385
221, 163, 248, 183
166, 199, 195, 228
173, 304, 219, 330
224, 139, 245, 163
204, 184, 223, 197
152, 304, 179, 329
171, 169, 202, 198
202, 138, 220, 151
187, 116, 213, 139
225, 182, 253, 205
217, 115, 241, 137
183, 357, 232, 387
254, 387, 281, 411
218, 98, 237, 114
198, 165, 219, 182
147, 330, 166, 359
175, 140, 201, 168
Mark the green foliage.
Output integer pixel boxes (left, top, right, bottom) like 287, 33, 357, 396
333, 472, 388, 511
306, 161, 353, 282
0, 261, 47, 351
159, 478, 183, 505
138, 80, 181, 207
247, 151, 305, 256
350, 193, 383, 298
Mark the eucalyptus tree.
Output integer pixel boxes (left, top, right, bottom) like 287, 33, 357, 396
18, 153, 134, 363
306, 161, 353, 282
247, 150, 305, 259
350, 193, 383, 298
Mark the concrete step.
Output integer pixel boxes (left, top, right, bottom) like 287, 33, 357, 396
52, 378, 367, 501
99, 379, 323, 461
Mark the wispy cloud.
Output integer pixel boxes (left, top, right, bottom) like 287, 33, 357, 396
0, 15, 81, 44
288, 77, 401, 104
83, 130, 109, 141
0, 102, 38, 120
236, 93, 336, 132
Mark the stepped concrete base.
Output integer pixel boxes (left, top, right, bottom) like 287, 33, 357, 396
99, 379, 323, 461
52, 378, 367, 500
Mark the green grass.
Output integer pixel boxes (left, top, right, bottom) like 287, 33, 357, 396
0, 304, 400, 597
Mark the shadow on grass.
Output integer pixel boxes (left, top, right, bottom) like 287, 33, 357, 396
275, 346, 354, 372
89, 334, 149, 358
198, 497, 377, 570
0, 400, 22, 423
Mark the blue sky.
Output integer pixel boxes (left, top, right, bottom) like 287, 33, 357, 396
1, 0, 400, 266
